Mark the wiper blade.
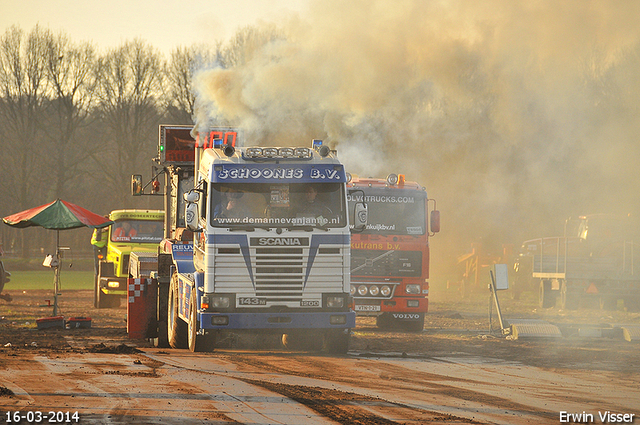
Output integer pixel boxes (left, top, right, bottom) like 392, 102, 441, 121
228, 225, 256, 232
285, 226, 314, 231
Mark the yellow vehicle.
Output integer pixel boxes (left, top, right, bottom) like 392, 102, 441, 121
94, 209, 164, 308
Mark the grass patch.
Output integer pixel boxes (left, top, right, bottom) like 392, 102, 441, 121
4, 270, 94, 291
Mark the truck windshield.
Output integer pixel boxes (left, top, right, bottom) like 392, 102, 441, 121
210, 183, 346, 228
348, 188, 426, 235
111, 220, 164, 243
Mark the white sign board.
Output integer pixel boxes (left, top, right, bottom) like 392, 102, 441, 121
494, 264, 509, 290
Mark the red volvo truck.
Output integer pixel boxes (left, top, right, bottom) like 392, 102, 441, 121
347, 174, 439, 331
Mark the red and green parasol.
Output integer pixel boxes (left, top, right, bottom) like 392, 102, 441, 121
3, 199, 113, 316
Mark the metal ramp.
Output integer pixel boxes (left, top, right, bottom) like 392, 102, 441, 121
489, 266, 562, 340
506, 319, 562, 340
620, 325, 640, 342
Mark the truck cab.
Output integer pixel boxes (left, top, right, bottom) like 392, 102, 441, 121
94, 209, 164, 308
165, 138, 357, 352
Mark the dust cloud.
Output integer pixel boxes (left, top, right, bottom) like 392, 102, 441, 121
193, 0, 640, 283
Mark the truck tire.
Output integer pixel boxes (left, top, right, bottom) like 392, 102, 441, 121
539, 280, 556, 308
188, 294, 215, 352
324, 329, 350, 354
376, 313, 392, 330
560, 281, 580, 310
401, 314, 425, 332
155, 281, 170, 348
282, 332, 323, 351
168, 274, 187, 349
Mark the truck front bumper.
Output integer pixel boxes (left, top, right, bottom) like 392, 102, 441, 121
354, 296, 428, 315
201, 311, 356, 330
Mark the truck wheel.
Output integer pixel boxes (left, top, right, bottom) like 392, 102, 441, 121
168, 274, 187, 349
324, 329, 350, 354
155, 280, 170, 348
188, 294, 215, 352
401, 314, 425, 332
376, 313, 392, 329
156, 320, 169, 348
539, 280, 556, 308
560, 281, 579, 310
282, 332, 323, 351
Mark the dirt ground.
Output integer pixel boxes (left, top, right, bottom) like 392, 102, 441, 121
1, 288, 640, 424
2, 288, 639, 366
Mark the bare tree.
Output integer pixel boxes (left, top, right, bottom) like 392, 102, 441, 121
42, 30, 99, 200
163, 44, 221, 124
220, 25, 283, 68
94, 39, 164, 205
0, 25, 50, 255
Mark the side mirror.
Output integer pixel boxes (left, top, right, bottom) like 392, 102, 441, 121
185, 203, 199, 231
131, 175, 143, 196
353, 202, 368, 232
430, 210, 440, 234
184, 190, 200, 231
184, 190, 200, 203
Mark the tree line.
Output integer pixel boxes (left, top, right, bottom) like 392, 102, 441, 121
0, 24, 280, 258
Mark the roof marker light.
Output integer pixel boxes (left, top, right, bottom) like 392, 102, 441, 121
386, 174, 399, 185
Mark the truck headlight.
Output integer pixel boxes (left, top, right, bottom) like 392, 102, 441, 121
107, 281, 120, 288
350, 286, 356, 295
212, 295, 231, 308
326, 296, 345, 308
357, 285, 368, 296
381, 285, 392, 296
405, 284, 421, 294
369, 285, 379, 296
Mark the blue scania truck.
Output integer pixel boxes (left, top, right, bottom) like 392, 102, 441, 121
133, 126, 363, 353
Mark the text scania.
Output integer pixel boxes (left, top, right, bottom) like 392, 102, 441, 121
260, 238, 301, 246
249, 237, 310, 247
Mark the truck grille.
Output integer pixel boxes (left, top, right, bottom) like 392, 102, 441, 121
254, 247, 304, 301
214, 244, 343, 305
351, 250, 422, 277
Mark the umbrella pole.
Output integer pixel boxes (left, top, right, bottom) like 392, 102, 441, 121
53, 230, 60, 317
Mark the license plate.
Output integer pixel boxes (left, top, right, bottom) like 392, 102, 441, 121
355, 305, 381, 312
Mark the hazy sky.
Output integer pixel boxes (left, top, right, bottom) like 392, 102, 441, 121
0, 0, 308, 55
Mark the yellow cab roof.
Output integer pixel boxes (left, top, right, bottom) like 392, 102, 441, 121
109, 209, 164, 221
